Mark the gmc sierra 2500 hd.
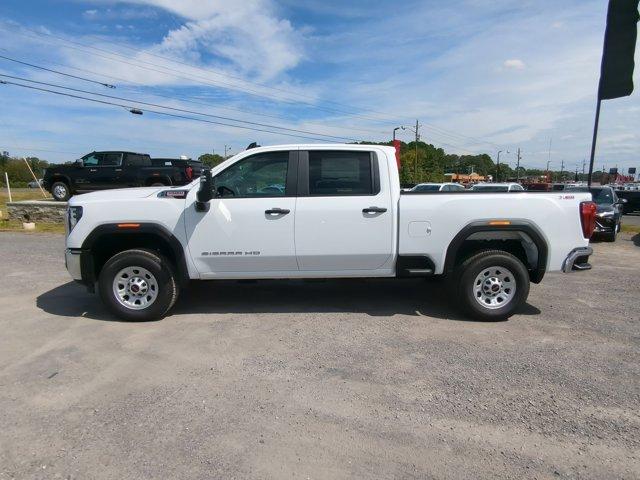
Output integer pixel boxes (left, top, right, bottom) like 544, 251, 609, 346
64, 144, 596, 321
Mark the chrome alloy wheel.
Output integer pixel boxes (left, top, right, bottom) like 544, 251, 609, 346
472, 266, 516, 310
53, 184, 67, 199
112, 266, 158, 310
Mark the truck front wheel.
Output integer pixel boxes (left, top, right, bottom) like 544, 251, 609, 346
98, 249, 179, 321
51, 181, 71, 201
452, 250, 530, 321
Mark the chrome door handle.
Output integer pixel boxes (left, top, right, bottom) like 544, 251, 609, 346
362, 206, 387, 213
265, 208, 290, 215
89, 169, 97, 172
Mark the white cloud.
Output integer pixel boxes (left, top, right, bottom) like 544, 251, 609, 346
503, 59, 526, 70
110, 0, 304, 80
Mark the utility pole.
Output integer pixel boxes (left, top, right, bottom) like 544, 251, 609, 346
414, 119, 420, 180
582, 158, 586, 175
224, 145, 230, 158
560, 159, 564, 181
516, 148, 521, 182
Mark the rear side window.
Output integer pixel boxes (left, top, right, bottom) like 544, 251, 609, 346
308, 151, 374, 195
126, 154, 151, 166
100, 153, 122, 167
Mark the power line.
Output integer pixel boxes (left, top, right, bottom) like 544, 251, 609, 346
0, 51, 390, 138
12, 24, 511, 148
0, 53, 115, 89
11, 26, 398, 124
3, 25, 504, 152
0, 80, 344, 142
0, 73, 360, 142
6, 26, 505, 150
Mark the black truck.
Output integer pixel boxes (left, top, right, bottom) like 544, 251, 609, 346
43, 151, 202, 201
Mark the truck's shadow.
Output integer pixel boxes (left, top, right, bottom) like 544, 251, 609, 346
37, 278, 541, 322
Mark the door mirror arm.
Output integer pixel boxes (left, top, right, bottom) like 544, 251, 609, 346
195, 169, 213, 212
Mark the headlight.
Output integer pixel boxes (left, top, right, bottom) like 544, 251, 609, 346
68, 206, 83, 232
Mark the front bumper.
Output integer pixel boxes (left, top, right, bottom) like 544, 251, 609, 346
594, 216, 616, 233
65, 248, 83, 280
562, 247, 593, 273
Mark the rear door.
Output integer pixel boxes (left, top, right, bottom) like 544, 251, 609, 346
294, 149, 393, 271
120, 153, 150, 186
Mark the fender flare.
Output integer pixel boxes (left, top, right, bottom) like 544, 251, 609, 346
444, 220, 548, 283
145, 175, 173, 186
49, 174, 73, 189
79, 223, 189, 289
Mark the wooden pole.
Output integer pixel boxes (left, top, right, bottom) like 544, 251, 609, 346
4, 172, 12, 202
22, 158, 48, 198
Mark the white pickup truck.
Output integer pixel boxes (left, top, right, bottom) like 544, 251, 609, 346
65, 144, 596, 322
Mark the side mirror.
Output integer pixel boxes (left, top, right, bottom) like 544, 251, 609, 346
195, 169, 213, 211
75, 159, 84, 168
617, 198, 628, 204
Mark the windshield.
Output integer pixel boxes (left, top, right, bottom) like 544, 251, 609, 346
589, 188, 614, 205
412, 184, 441, 192
472, 185, 509, 192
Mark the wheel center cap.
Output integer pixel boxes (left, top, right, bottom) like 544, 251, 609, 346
130, 284, 140, 293
491, 284, 500, 292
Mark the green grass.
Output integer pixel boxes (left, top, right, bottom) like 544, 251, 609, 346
621, 224, 640, 234
0, 188, 63, 234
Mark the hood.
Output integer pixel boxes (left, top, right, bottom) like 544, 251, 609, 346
68, 187, 165, 204
596, 204, 614, 214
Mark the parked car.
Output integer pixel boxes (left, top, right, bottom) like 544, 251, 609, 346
470, 182, 525, 192
614, 187, 640, 214
43, 151, 201, 201
410, 182, 466, 192
64, 144, 595, 322
27, 179, 43, 188
569, 186, 626, 241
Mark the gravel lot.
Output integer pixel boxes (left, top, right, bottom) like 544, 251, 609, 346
1, 232, 639, 479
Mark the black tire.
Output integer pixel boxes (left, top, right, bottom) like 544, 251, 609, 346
51, 181, 71, 201
451, 249, 530, 321
98, 249, 179, 321
603, 228, 617, 242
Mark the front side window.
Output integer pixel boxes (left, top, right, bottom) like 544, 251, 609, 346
308, 151, 373, 195
82, 153, 102, 167
213, 151, 288, 198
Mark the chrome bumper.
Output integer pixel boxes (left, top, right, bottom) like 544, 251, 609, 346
65, 249, 82, 280
562, 247, 593, 273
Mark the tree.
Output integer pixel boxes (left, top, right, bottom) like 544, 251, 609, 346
198, 153, 225, 168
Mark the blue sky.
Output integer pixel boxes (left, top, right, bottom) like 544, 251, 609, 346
0, 0, 638, 172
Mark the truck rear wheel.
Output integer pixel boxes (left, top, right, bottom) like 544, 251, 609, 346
98, 249, 179, 321
451, 250, 530, 321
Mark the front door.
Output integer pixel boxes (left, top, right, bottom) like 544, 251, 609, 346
94, 152, 122, 188
185, 150, 298, 277
294, 149, 394, 271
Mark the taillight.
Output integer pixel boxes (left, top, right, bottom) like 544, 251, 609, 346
580, 201, 597, 239
185, 165, 193, 180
